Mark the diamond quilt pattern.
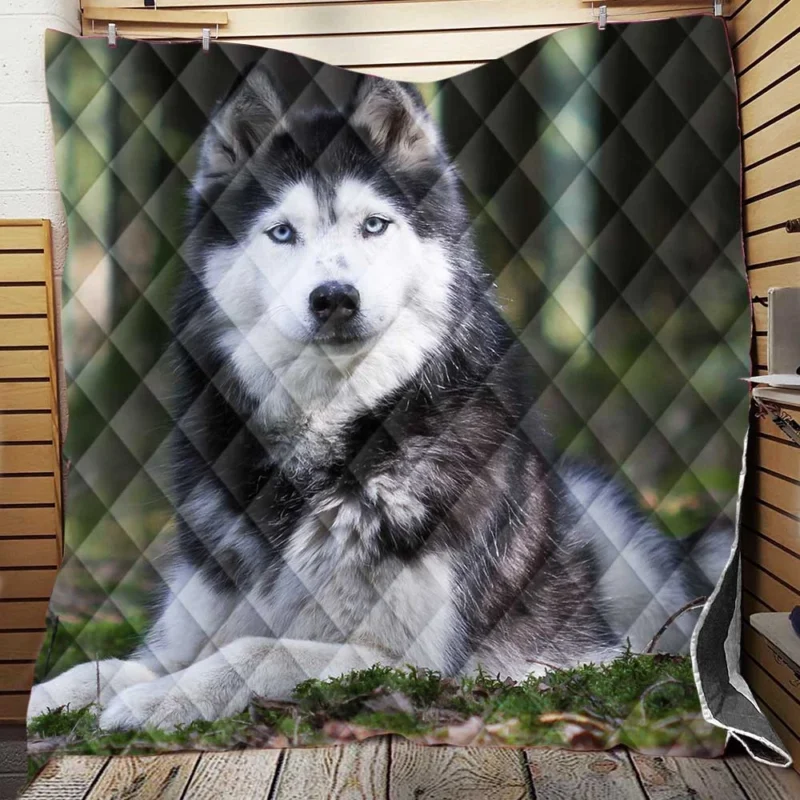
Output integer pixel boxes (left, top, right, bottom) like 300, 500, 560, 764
43, 17, 749, 734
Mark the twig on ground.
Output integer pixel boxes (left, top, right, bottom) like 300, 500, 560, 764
643, 597, 707, 654
527, 658, 562, 673
292, 708, 300, 748
43, 613, 60, 678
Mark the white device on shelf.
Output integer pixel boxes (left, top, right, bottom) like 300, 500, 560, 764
745, 286, 800, 389
768, 286, 800, 376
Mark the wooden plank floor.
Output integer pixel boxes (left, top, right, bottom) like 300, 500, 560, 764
20, 738, 800, 799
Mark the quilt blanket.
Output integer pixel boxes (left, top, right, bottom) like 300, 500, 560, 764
29, 16, 789, 767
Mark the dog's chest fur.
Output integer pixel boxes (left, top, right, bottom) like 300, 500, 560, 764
256, 483, 456, 670
239, 405, 457, 667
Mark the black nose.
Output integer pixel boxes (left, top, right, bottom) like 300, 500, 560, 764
309, 282, 360, 323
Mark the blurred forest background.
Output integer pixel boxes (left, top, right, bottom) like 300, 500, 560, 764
40, 17, 748, 677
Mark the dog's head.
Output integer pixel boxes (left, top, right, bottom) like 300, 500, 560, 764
186, 66, 481, 414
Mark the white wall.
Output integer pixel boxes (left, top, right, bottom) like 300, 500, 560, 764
0, 0, 81, 274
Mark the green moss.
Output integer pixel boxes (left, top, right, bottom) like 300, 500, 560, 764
27, 704, 98, 739
293, 663, 449, 717
350, 711, 430, 737
35, 614, 149, 683
27, 650, 724, 759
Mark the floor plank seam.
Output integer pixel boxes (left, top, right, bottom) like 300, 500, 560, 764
266, 749, 286, 800
626, 751, 649, 800
520, 748, 536, 800
725, 759, 756, 800
385, 735, 393, 800
177, 752, 203, 800
81, 757, 112, 800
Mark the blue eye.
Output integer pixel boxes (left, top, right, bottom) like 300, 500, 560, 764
267, 223, 296, 244
362, 216, 390, 237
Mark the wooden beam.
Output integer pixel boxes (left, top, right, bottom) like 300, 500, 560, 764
83, 8, 228, 25
0, 286, 48, 316
631, 753, 749, 800
743, 496, 800, 557
0, 631, 47, 661
743, 623, 800, 707
0, 476, 57, 504
392, 737, 530, 799
750, 435, 800, 483
19, 758, 111, 799
0, 253, 47, 283
182, 750, 282, 798
272, 738, 389, 799
742, 559, 800, 612
525, 748, 644, 799
0, 663, 35, 692
744, 184, 800, 235
743, 655, 800, 735
0, 600, 49, 629
727, 753, 800, 800
0, 568, 58, 600
0, 383, 51, 412
0, 318, 49, 348
84, 755, 201, 800
747, 261, 800, 297
0, 351, 49, 381
0, 507, 57, 537
728, 0, 787, 45
745, 148, 800, 210
0, 694, 33, 723
733, 1, 800, 74
0, 224, 45, 251
741, 530, 800, 590
747, 468, 800, 519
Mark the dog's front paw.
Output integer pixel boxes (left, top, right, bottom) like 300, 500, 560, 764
27, 681, 77, 723
27, 661, 110, 723
27, 659, 160, 725
99, 678, 210, 731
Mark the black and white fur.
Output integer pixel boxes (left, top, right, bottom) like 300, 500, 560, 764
29, 68, 731, 730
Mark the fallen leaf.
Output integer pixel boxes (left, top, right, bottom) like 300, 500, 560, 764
562, 724, 606, 750
445, 716, 485, 746
485, 718, 521, 740
538, 712, 611, 732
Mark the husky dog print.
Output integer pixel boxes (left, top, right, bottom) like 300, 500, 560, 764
29, 68, 731, 730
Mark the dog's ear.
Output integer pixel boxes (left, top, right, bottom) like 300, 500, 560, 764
350, 77, 439, 169
198, 65, 284, 183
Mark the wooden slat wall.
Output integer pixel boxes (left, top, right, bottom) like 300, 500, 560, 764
0, 221, 61, 723
727, 0, 800, 772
